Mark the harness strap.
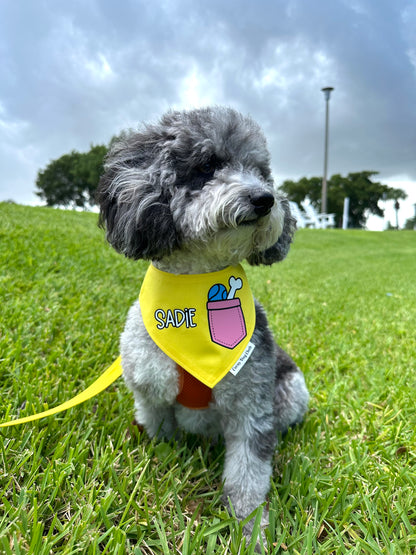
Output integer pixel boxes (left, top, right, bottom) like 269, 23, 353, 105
0, 357, 123, 428
0, 357, 214, 428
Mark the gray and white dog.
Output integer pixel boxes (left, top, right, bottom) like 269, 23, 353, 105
97, 106, 309, 544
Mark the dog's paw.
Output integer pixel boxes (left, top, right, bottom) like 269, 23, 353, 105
242, 507, 269, 553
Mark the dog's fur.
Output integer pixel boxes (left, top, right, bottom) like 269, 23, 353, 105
97, 106, 309, 543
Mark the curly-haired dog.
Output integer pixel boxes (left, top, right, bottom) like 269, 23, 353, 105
97, 106, 309, 545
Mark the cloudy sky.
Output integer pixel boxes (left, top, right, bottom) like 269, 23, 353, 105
1, 0, 415, 228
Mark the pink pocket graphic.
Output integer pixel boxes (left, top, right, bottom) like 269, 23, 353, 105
207, 298, 247, 349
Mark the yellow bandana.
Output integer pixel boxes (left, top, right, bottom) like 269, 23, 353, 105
139, 264, 256, 388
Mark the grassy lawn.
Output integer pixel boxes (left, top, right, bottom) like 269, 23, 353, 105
1, 202, 415, 554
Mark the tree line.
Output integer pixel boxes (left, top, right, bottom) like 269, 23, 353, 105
280, 172, 408, 228
35, 144, 409, 228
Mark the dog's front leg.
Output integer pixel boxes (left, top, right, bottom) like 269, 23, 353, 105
132, 391, 177, 439
123, 357, 179, 440
121, 301, 180, 439
222, 417, 276, 545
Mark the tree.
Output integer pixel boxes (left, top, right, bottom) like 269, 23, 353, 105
76, 145, 108, 206
280, 171, 407, 228
404, 216, 416, 230
36, 145, 107, 208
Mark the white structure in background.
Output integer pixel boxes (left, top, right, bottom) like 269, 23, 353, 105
342, 197, 350, 230
288, 201, 313, 228
289, 201, 335, 229
301, 201, 335, 229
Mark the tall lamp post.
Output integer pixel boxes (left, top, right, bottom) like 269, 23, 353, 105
321, 87, 334, 214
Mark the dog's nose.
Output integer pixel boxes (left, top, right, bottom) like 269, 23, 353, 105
250, 192, 275, 216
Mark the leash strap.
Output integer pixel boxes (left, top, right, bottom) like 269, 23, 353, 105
0, 356, 122, 428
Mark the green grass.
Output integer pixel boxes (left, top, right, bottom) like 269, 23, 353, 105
1, 202, 415, 554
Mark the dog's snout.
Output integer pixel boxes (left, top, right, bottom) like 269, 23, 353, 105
250, 192, 275, 216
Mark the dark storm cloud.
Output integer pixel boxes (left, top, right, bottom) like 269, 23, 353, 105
0, 0, 415, 206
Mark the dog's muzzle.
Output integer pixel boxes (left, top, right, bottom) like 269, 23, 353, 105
237, 191, 275, 226
250, 192, 274, 217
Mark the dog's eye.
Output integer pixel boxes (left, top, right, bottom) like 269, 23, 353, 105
197, 159, 216, 176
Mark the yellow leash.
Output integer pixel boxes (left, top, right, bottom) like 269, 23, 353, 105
0, 356, 122, 429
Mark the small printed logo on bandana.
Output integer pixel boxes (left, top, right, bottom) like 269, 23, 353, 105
229, 341, 255, 376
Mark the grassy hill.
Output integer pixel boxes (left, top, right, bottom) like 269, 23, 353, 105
1, 202, 415, 554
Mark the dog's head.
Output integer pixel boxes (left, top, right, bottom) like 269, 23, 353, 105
97, 107, 296, 268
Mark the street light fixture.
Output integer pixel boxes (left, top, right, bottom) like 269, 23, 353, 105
321, 86, 334, 214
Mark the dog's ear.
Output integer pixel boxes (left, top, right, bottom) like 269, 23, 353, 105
247, 198, 296, 266
96, 132, 180, 260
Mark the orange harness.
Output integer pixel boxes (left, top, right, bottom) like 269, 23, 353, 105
176, 364, 213, 409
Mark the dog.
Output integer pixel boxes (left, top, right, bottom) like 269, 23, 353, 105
97, 106, 309, 546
